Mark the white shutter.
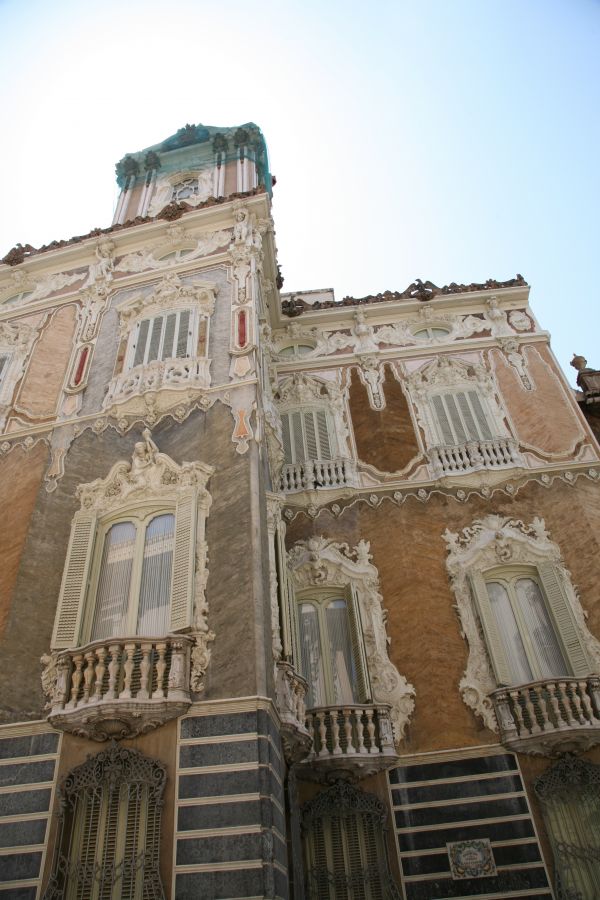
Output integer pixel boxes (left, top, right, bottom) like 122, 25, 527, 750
304, 412, 319, 460
315, 409, 332, 459
281, 414, 293, 465
276, 524, 300, 664
0, 355, 9, 386
169, 493, 197, 631
347, 584, 371, 702
176, 310, 191, 357
469, 571, 513, 685
468, 391, 493, 440
457, 392, 479, 441
538, 562, 590, 676
132, 320, 149, 368
291, 411, 305, 463
162, 313, 177, 359
445, 394, 467, 443
52, 511, 97, 649
432, 394, 454, 444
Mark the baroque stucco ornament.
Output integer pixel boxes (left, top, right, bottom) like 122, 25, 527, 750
443, 515, 600, 731
287, 537, 416, 743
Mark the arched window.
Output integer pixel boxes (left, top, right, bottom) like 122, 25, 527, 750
302, 781, 401, 900
44, 744, 165, 900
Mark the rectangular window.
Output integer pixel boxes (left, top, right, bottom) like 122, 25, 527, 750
130, 310, 193, 369
431, 390, 493, 445
281, 410, 333, 465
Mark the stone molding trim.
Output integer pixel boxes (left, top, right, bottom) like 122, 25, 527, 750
114, 270, 216, 338
443, 515, 600, 731
287, 536, 416, 743
114, 225, 231, 274
0, 318, 36, 430
275, 371, 351, 457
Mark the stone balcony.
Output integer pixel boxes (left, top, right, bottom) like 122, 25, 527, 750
300, 703, 399, 781
103, 357, 212, 417
47, 635, 194, 741
275, 661, 312, 763
490, 676, 600, 756
428, 437, 520, 478
278, 458, 354, 493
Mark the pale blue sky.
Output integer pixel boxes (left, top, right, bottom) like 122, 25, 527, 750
0, 0, 598, 383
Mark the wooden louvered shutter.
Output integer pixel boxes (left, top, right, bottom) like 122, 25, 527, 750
469, 571, 513, 686
315, 409, 332, 459
432, 394, 454, 444
169, 493, 197, 631
281, 414, 293, 465
347, 584, 371, 702
52, 511, 97, 649
304, 412, 319, 460
276, 524, 300, 665
468, 391, 493, 439
538, 562, 590, 676
132, 319, 149, 368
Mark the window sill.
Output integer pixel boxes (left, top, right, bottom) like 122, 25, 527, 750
46, 634, 194, 741
490, 676, 600, 756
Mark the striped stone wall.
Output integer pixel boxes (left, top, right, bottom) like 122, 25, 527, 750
0, 725, 60, 899
173, 698, 288, 899
389, 747, 553, 900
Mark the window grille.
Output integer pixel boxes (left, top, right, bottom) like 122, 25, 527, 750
43, 743, 166, 900
302, 781, 401, 900
171, 178, 199, 201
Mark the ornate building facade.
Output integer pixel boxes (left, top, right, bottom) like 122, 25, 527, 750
0, 121, 599, 899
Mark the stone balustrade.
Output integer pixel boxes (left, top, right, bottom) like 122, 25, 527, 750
104, 358, 211, 409
429, 437, 520, 477
490, 676, 600, 755
275, 661, 312, 763
279, 458, 353, 493
48, 635, 193, 741
301, 704, 399, 780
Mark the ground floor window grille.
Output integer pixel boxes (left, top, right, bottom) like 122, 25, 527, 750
535, 755, 600, 900
302, 781, 401, 900
44, 743, 165, 900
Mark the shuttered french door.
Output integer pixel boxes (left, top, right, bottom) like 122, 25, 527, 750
130, 310, 192, 369
431, 390, 493, 445
281, 409, 333, 465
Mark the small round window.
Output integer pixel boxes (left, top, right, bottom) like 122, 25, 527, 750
278, 344, 315, 358
413, 326, 451, 340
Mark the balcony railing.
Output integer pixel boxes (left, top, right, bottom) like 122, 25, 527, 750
490, 676, 600, 756
104, 358, 211, 410
301, 704, 399, 780
279, 458, 353, 493
48, 635, 193, 741
428, 437, 520, 477
275, 661, 312, 763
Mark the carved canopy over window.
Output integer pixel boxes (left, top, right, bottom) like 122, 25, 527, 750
443, 515, 600, 730
286, 537, 415, 743
44, 743, 166, 900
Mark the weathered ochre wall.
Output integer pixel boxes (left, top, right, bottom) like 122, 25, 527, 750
285, 478, 600, 754
41, 722, 178, 899
0, 443, 48, 638
349, 365, 421, 473
493, 344, 585, 455
16, 306, 77, 419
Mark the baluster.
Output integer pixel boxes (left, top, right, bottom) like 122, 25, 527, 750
355, 710, 367, 754
377, 707, 395, 752
82, 650, 96, 705
67, 653, 85, 709
305, 712, 315, 749
546, 681, 562, 728
559, 681, 576, 726
578, 681, 594, 723
93, 646, 107, 702
587, 677, 600, 720
138, 642, 152, 700
168, 639, 189, 700
317, 711, 329, 757
119, 642, 137, 699
509, 689, 526, 734
343, 708, 356, 754
524, 687, 542, 733
330, 709, 342, 755
106, 643, 122, 700
571, 682, 585, 723
153, 642, 167, 699
364, 708, 377, 753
